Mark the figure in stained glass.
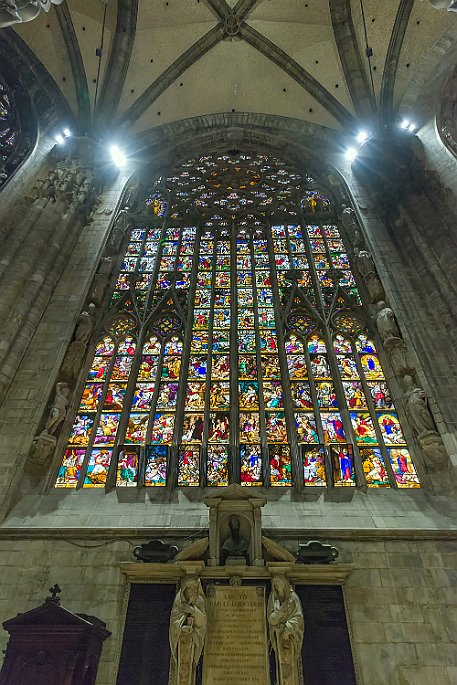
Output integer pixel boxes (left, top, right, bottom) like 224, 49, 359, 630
240, 413, 260, 442
303, 447, 326, 486
321, 412, 345, 443
263, 382, 283, 408
310, 354, 331, 378
185, 382, 206, 410
342, 381, 367, 409
378, 413, 405, 445
84, 449, 112, 487
116, 448, 139, 487
238, 381, 259, 408
367, 381, 393, 409
240, 445, 262, 485
316, 382, 338, 408
207, 446, 229, 486
208, 413, 230, 442
265, 412, 288, 442
212, 355, 230, 379
212, 331, 230, 352
56, 449, 85, 487
285, 335, 304, 354
182, 414, 204, 442
388, 449, 420, 488
145, 446, 167, 486
150, 413, 175, 444
269, 445, 292, 486
156, 382, 179, 409
360, 448, 389, 487
178, 446, 200, 486
188, 356, 207, 378
337, 355, 359, 379
239, 355, 258, 379
161, 356, 181, 380
124, 413, 149, 444
350, 412, 377, 444
330, 445, 355, 486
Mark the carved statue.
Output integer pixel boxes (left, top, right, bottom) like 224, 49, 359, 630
267, 577, 304, 685
169, 577, 207, 685
341, 206, 357, 231
74, 303, 95, 344
0, 0, 63, 28
59, 340, 86, 383
220, 515, 249, 565
89, 258, 112, 305
122, 175, 140, 210
403, 375, 436, 436
375, 301, 400, 341
427, 0, 457, 10
354, 248, 375, 279
44, 382, 70, 436
106, 209, 131, 254
384, 336, 410, 376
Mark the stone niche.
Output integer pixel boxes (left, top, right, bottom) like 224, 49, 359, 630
117, 486, 357, 685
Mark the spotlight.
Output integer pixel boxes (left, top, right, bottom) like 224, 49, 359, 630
55, 134, 65, 145
110, 145, 126, 168
63, 128, 71, 137
408, 123, 416, 133
400, 119, 410, 129
345, 147, 358, 162
356, 130, 369, 144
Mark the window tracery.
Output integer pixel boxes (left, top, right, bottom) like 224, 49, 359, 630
56, 152, 420, 490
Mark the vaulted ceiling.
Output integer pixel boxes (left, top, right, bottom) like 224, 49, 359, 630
12, 0, 457, 139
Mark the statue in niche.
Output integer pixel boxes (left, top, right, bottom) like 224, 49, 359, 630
267, 577, 304, 685
220, 515, 249, 565
44, 382, 70, 436
74, 303, 96, 345
427, 0, 457, 10
403, 375, 437, 436
0, 0, 63, 28
353, 248, 375, 279
106, 209, 131, 254
89, 257, 112, 305
169, 577, 207, 685
375, 301, 400, 342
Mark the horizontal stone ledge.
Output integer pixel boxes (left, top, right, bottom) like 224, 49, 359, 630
0, 527, 456, 541
118, 561, 356, 584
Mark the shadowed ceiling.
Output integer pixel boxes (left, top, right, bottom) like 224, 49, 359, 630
12, 0, 457, 138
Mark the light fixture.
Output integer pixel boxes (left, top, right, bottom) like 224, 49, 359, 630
63, 127, 71, 137
54, 134, 65, 145
408, 123, 416, 133
400, 119, 410, 129
110, 144, 126, 168
356, 130, 369, 144
345, 147, 358, 162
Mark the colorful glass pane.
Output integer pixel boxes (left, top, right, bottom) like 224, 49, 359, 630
178, 445, 200, 486
377, 413, 405, 445
388, 448, 421, 488
56, 449, 85, 487
144, 446, 167, 486
321, 412, 346, 443
330, 444, 355, 486
83, 449, 112, 487
240, 445, 262, 485
295, 412, 319, 443
116, 447, 139, 487
269, 445, 292, 486
350, 412, 377, 445
207, 446, 229, 486
303, 446, 326, 486
360, 448, 390, 487
125, 413, 149, 444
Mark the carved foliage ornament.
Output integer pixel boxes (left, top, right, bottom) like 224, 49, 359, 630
0, 0, 63, 27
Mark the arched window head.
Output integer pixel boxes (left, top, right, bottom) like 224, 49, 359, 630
56, 152, 420, 491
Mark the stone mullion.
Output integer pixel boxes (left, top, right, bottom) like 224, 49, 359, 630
229, 221, 239, 484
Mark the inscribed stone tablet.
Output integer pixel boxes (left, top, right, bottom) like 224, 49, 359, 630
202, 585, 270, 685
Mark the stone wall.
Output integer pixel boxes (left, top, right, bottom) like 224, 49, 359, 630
0, 533, 456, 685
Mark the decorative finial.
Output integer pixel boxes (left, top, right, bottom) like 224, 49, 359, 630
45, 583, 62, 604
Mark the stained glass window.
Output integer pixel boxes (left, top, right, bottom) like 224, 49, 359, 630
56, 153, 420, 490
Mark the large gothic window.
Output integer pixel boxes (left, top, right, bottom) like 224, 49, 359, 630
56, 153, 420, 490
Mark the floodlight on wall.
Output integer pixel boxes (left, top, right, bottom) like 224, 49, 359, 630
400, 119, 410, 129
345, 147, 358, 162
408, 123, 417, 133
356, 130, 369, 144
54, 134, 65, 145
63, 128, 71, 137
110, 145, 126, 168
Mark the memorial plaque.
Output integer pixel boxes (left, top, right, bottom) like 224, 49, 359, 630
203, 585, 270, 685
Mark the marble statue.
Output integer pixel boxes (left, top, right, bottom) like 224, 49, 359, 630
267, 577, 304, 685
0, 0, 63, 28
354, 248, 375, 279
220, 515, 249, 564
403, 375, 436, 436
427, 0, 457, 10
89, 258, 112, 305
74, 303, 95, 345
106, 209, 131, 254
375, 301, 400, 341
169, 577, 207, 685
44, 382, 70, 436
